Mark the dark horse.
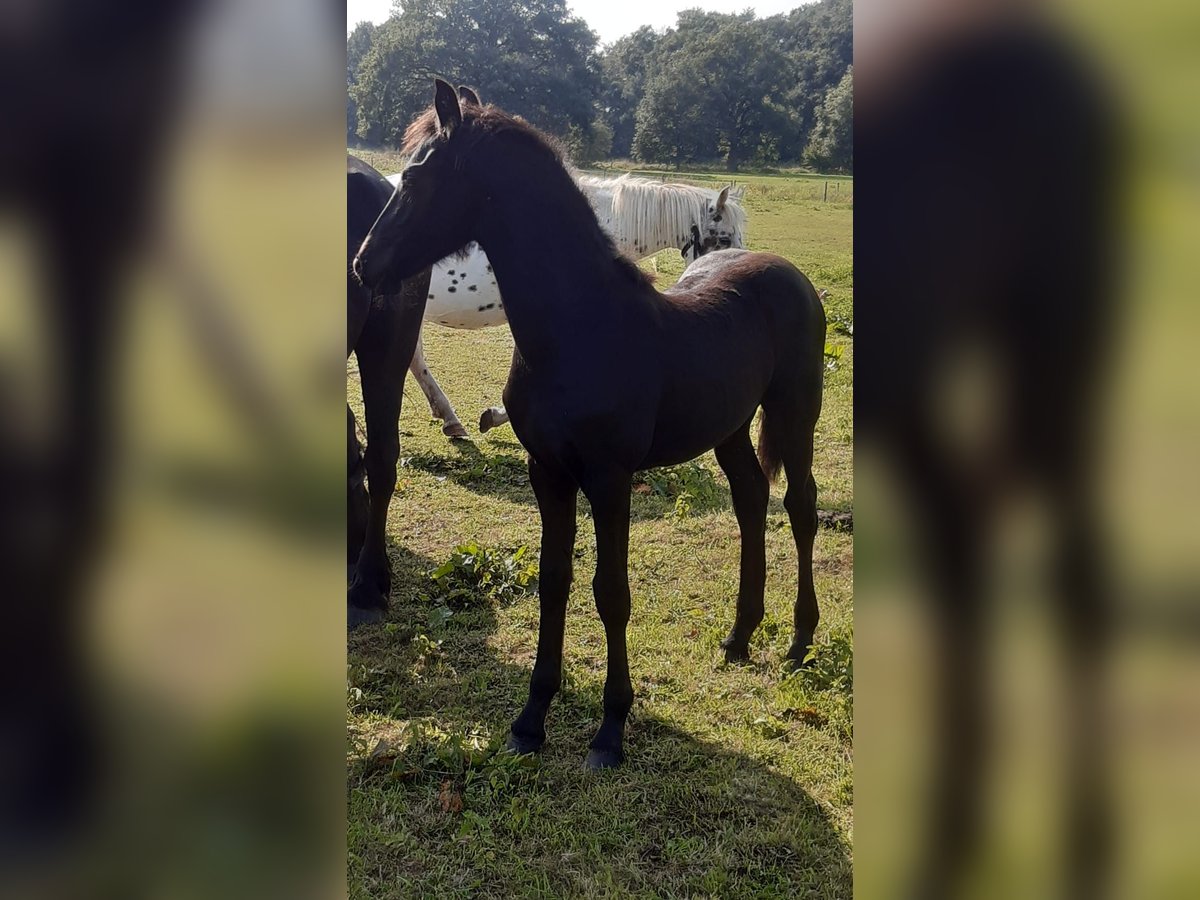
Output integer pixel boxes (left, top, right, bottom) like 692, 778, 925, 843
354, 81, 826, 768
346, 154, 431, 627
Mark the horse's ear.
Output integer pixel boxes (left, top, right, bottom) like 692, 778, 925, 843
715, 186, 729, 215
433, 78, 462, 136
458, 85, 481, 106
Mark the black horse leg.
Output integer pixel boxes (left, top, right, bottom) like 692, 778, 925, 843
580, 471, 635, 769
347, 340, 403, 624
508, 458, 577, 754
347, 286, 424, 626
348, 404, 368, 571
714, 424, 770, 662
772, 412, 821, 665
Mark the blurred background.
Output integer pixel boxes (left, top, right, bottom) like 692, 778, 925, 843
0, 1, 345, 896
854, 0, 1199, 898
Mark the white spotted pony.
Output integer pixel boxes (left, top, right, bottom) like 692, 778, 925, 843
390, 170, 748, 436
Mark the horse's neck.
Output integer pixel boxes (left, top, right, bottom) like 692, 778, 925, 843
478, 170, 648, 358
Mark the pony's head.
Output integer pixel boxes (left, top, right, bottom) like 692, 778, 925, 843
353, 80, 486, 294
701, 186, 745, 253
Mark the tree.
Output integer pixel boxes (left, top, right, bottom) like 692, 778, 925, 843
351, 0, 601, 148
804, 65, 852, 173
766, 0, 853, 160
632, 13, 796, 171
598, 26, 660, 158
346, 21, 379, 143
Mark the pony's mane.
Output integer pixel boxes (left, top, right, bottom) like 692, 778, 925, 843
576, 174, 748, 254
401, 102, 654, 289
401, 104, 566, 164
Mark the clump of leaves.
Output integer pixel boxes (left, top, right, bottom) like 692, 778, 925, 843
430, 541, 539, 608
780, 626, 853, 741
824, 342, 845, 371
635, 462, 721, 518
797, 628, 853, 695
351, 722, 545, 841
827, 311, 854, 337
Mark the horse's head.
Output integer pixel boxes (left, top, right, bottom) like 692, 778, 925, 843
353, 80, 483, 294
699, 186, 745, 253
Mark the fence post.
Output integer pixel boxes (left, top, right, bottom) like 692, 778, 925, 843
823, 181, 829, 202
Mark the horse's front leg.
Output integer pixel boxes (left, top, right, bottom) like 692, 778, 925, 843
509, 458, 577, 753
409, 333, 468, 438
348, 295, 423, 627
580, 470, 635, 769
348, 404, 368, 571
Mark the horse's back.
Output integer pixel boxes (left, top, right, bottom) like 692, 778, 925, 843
666, 249, 824, 346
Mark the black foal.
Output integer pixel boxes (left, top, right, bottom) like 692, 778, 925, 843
354, 82, 826, 767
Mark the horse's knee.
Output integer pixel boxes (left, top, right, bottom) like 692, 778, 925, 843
784, 475, 817, 532
592, 575, 630, 626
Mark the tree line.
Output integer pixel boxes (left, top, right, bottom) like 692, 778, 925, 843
348, 0, 852, 173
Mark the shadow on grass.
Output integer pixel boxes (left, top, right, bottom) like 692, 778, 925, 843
347, 556, 852, 898
402, 439, 536, 506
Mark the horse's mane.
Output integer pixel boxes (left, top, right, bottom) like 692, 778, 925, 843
401, 104, 567, 165
401, 103, 655, 289
576, 174, 749, 253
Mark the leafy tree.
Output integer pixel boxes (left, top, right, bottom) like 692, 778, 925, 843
598, 26, 660, 158
766, 0, 853, 159
804, 65, 853, 172
632, 69, 714, 166
346, 21, 379, 143
348, 0, 854, 167
632, 13, 796, 171
351, 0, 601, 148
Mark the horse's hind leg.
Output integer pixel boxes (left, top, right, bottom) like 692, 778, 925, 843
714, 423, 770, 662
479, 405, 509, 433
762, 402, 821, 665
409, 334, 468, 439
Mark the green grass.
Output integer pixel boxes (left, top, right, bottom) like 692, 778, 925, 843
347, 163, 853, 898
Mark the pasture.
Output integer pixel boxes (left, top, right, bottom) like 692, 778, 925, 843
347, 155, 853, 898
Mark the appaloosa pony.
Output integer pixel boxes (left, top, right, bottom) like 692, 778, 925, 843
354, 82, 825, 768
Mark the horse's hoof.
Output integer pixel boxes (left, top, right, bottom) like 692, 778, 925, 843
785, 637, 816, 669
505, 730, 544, 756
584, 748, 624, 770
479, 409, 497, 433
443, 421, 469, 439
347, 604, 385, 631
720, 633, 751, 664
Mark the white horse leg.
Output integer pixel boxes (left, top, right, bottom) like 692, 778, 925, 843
409, 334, 468, 438
478, 406, 509, 433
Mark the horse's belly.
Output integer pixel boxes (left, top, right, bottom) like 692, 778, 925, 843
423, 247, 507, 329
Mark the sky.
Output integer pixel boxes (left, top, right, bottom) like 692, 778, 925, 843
346, 1, 808, 46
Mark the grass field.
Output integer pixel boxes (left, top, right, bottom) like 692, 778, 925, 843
347, 152, 854, 898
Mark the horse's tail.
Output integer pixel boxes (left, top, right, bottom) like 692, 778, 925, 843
757, 407, 784, 483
